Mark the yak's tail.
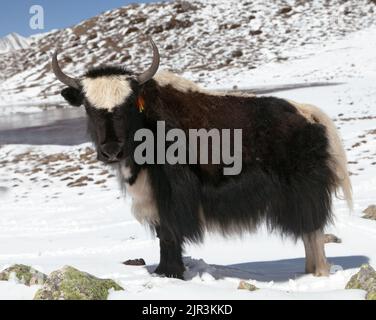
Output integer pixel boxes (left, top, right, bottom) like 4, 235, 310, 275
290, 101, 353, 211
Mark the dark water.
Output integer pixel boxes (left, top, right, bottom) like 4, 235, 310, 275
0, 108, 88, 146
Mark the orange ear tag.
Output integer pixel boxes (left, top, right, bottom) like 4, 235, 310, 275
137, 96, 145, 113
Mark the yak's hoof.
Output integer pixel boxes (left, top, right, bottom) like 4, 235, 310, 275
308, 263, 331, 277
314, 266, 330, 277
154, 264, 185, 280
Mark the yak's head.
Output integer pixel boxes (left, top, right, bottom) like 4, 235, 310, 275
52, 38, 159, 164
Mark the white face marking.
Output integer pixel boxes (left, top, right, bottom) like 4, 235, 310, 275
82, 76, 132, 111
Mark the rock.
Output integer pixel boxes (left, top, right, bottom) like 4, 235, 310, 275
174, 1, 198, 13
165, 17, 193, 30
249, 29, 263, 36
346, 264, 376, 300
231, 50, 243, 58
238, 280, 258, 291
225, 58, 233, 65
362, 205, 376, 220
130, 16, 147, 24
278, 6, 292, 15
125, 27, 139, 35
87, 33, 97, 41
123, 259, 146, 266
343, 7, 352, 15
324, 233, 342, 243
34, 266, 123, 300
0, 264, 47, 286
148, 25, 164, 34
219, 23, 241, 30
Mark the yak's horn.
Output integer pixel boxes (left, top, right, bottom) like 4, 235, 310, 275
137, 37, 160, 85
51, 50, 80, 89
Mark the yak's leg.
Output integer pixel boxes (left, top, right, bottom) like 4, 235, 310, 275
302, 230, 330, 276
302, 234, 315, 274
154, 226, 185, 279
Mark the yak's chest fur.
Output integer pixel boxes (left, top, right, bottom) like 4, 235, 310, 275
121, 166, 159, 225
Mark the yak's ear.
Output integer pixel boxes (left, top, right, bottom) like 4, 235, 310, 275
61, 87, 84, 107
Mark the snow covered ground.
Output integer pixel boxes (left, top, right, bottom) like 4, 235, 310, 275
0, 25, 375, 300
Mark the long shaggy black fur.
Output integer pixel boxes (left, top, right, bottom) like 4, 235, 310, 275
139, 81, 337, 240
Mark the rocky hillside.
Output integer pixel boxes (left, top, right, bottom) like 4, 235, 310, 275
0, 0, 375, 107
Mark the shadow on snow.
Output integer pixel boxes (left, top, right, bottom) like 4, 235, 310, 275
146, 255, 369, 282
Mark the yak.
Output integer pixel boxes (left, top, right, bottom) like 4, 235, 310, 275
51, 38, 352, 279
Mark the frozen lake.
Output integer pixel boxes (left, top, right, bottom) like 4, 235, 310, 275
0, 108, 87, 145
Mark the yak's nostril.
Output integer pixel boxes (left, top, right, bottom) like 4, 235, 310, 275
100, 142, 123, 161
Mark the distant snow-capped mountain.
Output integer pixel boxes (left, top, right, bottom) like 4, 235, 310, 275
0, 33, 29, 54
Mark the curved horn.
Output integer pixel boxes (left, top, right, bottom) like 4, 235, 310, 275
51, 50, 80, 90
137, 37, 160, 85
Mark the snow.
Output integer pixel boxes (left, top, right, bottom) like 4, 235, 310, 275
0, 33, 29, 54
0, 281, 40, 300
1, 6, 376, 300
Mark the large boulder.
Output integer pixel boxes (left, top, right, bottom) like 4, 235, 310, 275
0, 264, 46, 286
362, 205, 376, 220
346, 264, 376, 300
34, 266, 123, 300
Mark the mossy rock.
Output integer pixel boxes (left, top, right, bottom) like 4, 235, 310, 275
346, 264, 376, 300
0, 264, 47, 286
238, 280, 258, 291
34, 266, 123, 300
